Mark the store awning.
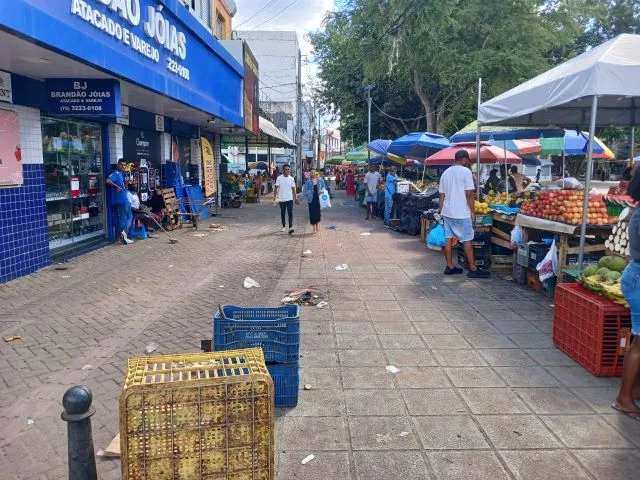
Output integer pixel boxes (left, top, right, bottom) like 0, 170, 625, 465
478, 33, 640, 126
259, 116, 296, 147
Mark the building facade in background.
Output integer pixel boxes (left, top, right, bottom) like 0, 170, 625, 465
180, 0, 236, 39
0, 0, 245, 283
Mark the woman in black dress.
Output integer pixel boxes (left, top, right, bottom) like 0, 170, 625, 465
301, 169, 327, 233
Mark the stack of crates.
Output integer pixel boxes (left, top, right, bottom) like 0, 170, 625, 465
457, 232, 492, 269
214, 305, 300, 407
119, 349, 274, 480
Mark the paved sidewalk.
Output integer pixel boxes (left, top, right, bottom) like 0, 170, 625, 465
1, 190, 639, 479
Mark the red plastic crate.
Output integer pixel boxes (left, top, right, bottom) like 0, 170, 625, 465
553, 283, 632, 376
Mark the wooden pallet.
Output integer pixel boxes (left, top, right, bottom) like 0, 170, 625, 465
160, 188, 183, 231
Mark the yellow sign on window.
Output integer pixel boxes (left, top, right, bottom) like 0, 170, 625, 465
201, 136, 217, 196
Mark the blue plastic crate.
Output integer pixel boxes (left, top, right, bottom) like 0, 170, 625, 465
267, 363, 299, 407
214, 305, 300, 363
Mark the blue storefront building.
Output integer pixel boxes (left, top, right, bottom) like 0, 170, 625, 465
0, 0, 245, 282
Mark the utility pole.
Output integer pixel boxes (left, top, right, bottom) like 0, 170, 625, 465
365, 85, 375, 163
316, 106, 322, 170
296, 48, 303, 186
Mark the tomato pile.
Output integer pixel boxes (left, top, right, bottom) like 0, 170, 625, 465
519, 190, 617, 225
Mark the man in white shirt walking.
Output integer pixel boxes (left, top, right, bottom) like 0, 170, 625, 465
438, 150, 490, 278
363, 165, 381, 219
274, 164, 298, 234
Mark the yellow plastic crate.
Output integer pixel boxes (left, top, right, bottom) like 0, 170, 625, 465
119, 348, 274, 480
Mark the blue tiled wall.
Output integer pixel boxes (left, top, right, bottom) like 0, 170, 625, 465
0, 164, 50, 283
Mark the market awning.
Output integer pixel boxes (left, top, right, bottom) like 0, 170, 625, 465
259, 116, 296, 147
451, 121, 564, 142
478, 33, 640, 127
426, 142, 521, 166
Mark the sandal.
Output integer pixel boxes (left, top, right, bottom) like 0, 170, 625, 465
611, 403, 640, 422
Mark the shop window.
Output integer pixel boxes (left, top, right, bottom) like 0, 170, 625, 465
216, 14, 225, 39
41, 117, 105, 249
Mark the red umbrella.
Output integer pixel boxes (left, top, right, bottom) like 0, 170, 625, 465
425, 142, 522, 166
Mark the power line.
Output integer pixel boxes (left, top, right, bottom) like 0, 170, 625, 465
250, 0, 301, 30
371, 98, 426, 122
234, 0, 280, 29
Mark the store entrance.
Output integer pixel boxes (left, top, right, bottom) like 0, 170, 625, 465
42, 117, 106, 250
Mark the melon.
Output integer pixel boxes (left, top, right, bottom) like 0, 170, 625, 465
597, 267, 610, 278
583, 265, 598, 277
606, 271, 621, 282
598, 256, 612, 269
608, 256, 628, 273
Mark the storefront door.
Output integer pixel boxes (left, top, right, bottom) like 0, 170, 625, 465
123, 127, 161, 202
42, 116, 105, 249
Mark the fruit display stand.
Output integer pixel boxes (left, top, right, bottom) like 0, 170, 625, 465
514, 213, 611, 283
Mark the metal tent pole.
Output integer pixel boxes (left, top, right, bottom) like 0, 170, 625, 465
504, 140, 509, 198
475, 78, 482, 200
578, 95, 599, 268
631, 126, 635, 166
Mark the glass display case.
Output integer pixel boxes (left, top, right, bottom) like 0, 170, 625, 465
41, 117, 105, 249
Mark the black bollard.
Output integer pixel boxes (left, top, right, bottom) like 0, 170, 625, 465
61, 386, 97, 480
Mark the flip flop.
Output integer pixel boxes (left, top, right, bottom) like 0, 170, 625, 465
611, 403, 640, 422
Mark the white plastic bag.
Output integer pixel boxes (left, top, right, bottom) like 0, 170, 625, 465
319, 190, 331, 209
536, 240, 558, 281
243, 277, 260, 288
510, 225, 523, 248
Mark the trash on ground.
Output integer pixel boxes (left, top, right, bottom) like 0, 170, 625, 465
316, 301, 329, 309
304, 384, 312, 390
398, 432, 410, 438
191, 233, 209, 238
302, 249, 312, 255
327, 225, 338, 230
281, 287, 325, 306
219, 285, 224, 288
168, 265, 174, 268
3, 335, 21, 342
82, 364, 93, 370
386, 365, 401, 373
144, 342, 158, 354
61, 275, 70, 278
97, 433, 121, 457
360, 232, 371, 236
301, 454, 315, 465
431, 286, 438, 290
27, 418, 34, 425
335, 264, 349, 271
210, 223, 227, 231
244, 277, 260, 288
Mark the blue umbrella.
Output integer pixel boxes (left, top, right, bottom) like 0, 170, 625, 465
367, 139, 392, 156
450, 121, 564, 143
388, 132, 450, 159
558, 130, 605, 156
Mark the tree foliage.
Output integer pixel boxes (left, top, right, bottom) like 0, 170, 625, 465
310, 0, 640, 143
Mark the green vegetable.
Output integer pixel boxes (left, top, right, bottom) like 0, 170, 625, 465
583, 265, 598, 277
608, 256, 628, 273
606, 271, 621, 282
598, 256, 612, 269
596, 267, 610, 279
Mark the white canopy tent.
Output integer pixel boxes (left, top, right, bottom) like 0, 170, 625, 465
477, 33, 640, 267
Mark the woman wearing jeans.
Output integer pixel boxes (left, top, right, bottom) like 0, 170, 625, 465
614, 171, 640, 420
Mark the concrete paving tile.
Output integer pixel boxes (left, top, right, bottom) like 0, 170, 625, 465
379, 334, 425, 349
444, 367, 507, 387
479, 310, 522, 322
401, 389, 467, 415
301, 332, 336, 349
441, 310, 486, 322
394, 292, 429, 300
406, 310, 449, 322
300, 367, 341, 389
477, 348, 538, 366
459, 388, 530, 414
368, 310, 408, 322
451, 321, 500, 335
338, 349, 387, 367
545, 366, 620, 388
427, 451, 510, 480
360, 291, 396, 301
432, 350, 488, 367
336, 334, 380, 350
413, 416, 490, 449
278, 452, 353, 480
356, 278, 387, 286
331, 300, 366, 310
332, 309, 371, 322
401, 300, 435, 311
280, 417, 349, 451
413, 321, 458, 335
515, 388, 592, 414
393, 367, 450, 389
464, 334, 518, 349
349, 416, 420, 450
540, 415, 634, 448
570, 386, 621, 413
601, 413, 640, 447
344, 389, 406, 416
507, 333, 555, 349
573, 449, 640, 480
522, 348, 577, 366
491, 320, 542, 334
365, 300, 402, 311
283, 388, 345, 417
333, 322, 374, 334
493, 367, 561, 387
340, 367, 396, 389
385, 349, 438, 367
353, 451, 430, 480
422, 334, 472, 349
476, 415, 561, 449
373, 321, 417, 334
498, 450, 590, 480
300, 349, 339, 368
527, 319, 553, 334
